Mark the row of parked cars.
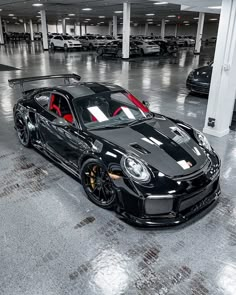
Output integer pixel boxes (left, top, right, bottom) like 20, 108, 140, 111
48, 33, 179, 57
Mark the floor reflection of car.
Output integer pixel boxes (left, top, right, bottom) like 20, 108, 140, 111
186, 62, 213, 95
133, 40, 160, 56
97, 40, 141, 58
50, 35, 82, 51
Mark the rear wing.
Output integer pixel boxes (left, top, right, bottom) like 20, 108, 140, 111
8, 73, 81, 92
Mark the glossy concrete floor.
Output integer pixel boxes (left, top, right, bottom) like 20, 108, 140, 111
0, 42, 236, 295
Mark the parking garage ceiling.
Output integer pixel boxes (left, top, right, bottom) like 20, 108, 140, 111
0, 0, 219, 25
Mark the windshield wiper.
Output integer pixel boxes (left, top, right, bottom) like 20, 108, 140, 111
128, 115, 153, 126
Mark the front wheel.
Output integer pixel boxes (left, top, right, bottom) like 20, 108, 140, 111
116, 49, 122, 58
81, 159, 117, 209
64, 43, 68, 51
14, 113, 31, 147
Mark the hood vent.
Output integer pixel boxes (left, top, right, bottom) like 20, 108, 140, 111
130, 143, 150, 154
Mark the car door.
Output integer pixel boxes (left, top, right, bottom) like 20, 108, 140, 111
36, 91, 89, 168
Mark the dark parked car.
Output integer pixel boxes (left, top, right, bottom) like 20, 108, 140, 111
9, 74, 221, 227
186, 62, 213, 95
97, 40, 141, 58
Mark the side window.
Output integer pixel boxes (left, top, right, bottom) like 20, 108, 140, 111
49, 93, 74, 123
35, 92, 50, 109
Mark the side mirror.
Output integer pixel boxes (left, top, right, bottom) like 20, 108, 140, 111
142, 100, 150, 108
51, 117, 70, 128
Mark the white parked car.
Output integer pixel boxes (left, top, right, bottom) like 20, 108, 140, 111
134, 40, 160, 55
34, 32, 42, 40
76, 35, 106, 50
177, 36, 195, 47
50, 35, 82, 50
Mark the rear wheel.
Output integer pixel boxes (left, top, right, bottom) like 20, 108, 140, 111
116, 49, 122, 58
97, 47, 104, 56
51, 43, 55, 50
14, 113, 31, 147
81, 159, 117, 209
64, 43, 68, 51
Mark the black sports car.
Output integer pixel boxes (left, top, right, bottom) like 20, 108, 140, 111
186, 62, 213, 95
9, 74, 221, 227
97, 40, 141, 58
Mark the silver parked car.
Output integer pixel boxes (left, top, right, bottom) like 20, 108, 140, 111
134, 40, 160, 55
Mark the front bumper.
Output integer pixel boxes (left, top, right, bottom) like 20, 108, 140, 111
186, 79, 210, 95
118, 180, 220, 227
115, 154, 221, 227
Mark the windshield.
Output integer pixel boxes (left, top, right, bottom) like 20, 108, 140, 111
73, 91, 151, 130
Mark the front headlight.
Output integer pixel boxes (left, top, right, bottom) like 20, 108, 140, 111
188, 70, 194, 79
194, 130, 212, 151
122, 156, 150, 182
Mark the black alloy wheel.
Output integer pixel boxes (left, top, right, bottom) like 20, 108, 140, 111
97, 47, 104, 56
81, 159, 117, 209
14, 113, 31, 147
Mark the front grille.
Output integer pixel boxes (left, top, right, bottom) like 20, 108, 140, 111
179, 178, 219, 212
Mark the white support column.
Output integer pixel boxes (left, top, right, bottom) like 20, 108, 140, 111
40, 10, 48, 50
29, 19, 34, 41
203, 0, 236, 137
24, 22, 27, 33
4, 21, 7, 33
62, 18, 66, 34
80, 23, 82, 36
56, 22, 58, 33
161, 19, 165, 40
108, 21, 112, 35
144, 23, 148, 36
174, 24, 178, 38
194, 12, 205, 54
113, 15, 117, 39
0, 16, 4, 45
122, 2, 131, 59
84, 24, 87, 34
74, 23, 77, 36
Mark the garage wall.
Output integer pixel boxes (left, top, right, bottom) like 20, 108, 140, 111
5, 22, 218, 39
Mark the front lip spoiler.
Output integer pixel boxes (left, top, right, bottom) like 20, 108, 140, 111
117, 187, 221, 228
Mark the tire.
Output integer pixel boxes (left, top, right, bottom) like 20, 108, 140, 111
14, 113, 31, 148
81, 159, 117, 209
64, 43, 68, 51
89, 43, 93, 50
184, 41, 188, 47
97, 47, 104, 56
116, 49, 122, 58
51, 43, 55, 50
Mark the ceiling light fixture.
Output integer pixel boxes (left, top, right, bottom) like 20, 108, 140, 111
82, 8, 92, 11
208, 6, 221, 9
185, 24, 190, 26
99, 16, 105, 18
0, 9, 2, 12
114, 11, 123, 13
8, 14, 14, 16
183, 20, 189, 23
68, 14, 75, 16
168, 15, 176, 17
193, 17, 199, 20
65, 17, 70, 20
32, 3, 43, 6
147, 19, 153, 21
209, 18, 218, 21
146, 13, 155, 16
85, 18, 91, 20
154, 2, 168, 4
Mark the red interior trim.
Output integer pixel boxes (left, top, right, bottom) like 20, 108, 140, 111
126, 93, 149, 113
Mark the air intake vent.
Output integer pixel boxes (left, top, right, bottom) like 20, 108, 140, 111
130, 143, 150, 154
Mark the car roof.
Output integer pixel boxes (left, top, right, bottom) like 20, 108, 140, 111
52, 82, 124, 99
